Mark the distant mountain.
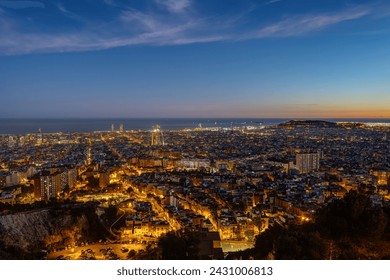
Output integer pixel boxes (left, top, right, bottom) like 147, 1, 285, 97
278, 120, 338, 128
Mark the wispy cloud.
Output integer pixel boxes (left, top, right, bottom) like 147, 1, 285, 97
167, 35, 228, 45
265, 0, 282, 5
120, 9, 164, 32
103, 0, 114, 5
155, 0, 191, 14
0, 0, 44, 9
0, 15, 221, 55
57, 3, 86, 22
0, 2, 378, 55
253, 7, 370, 37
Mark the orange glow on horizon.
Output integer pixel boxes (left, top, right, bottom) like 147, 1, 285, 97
203, 103, 390, 119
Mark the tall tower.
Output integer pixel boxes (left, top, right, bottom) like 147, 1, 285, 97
36, 174, 60, 201
111, 123, 115, 132
36, 128, 43, 145
295, 152, 320, 174
151, 125, 165, 146
119, 123, 124, 132
8, 136, 16, 148
87, 137, 92, 165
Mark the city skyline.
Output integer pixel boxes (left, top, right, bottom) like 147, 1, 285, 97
1, 119, 390, 260
1, 0, 390, 118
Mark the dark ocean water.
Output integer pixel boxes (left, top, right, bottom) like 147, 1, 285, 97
0, 118, 389, 134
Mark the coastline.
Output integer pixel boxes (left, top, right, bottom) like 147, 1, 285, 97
1, 118, 390, 135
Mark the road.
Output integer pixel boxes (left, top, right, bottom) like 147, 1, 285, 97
47, 243, 147, 260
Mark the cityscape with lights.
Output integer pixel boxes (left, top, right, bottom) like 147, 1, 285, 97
2, 0, 390, 260
1, 119, 390, 259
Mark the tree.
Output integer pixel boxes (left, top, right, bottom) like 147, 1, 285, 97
274, 230, 328, 260
253, 225, 282, 259
316, 191, 388, 239
158, 230, 199, 260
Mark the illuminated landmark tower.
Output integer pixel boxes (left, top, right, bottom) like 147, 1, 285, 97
119, 124, 124, 132
87, 137, 92, 165
36, 128, 43, 145
151, 125, 165, 146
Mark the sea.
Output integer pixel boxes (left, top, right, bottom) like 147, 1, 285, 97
0, 118, 389, 135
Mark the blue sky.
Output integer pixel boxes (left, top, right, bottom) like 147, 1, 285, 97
1, 0, 390, 118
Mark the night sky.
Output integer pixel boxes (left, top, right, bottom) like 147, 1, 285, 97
1, 0, 390, 118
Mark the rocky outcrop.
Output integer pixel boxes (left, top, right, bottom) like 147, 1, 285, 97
0, 206, 108, 259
